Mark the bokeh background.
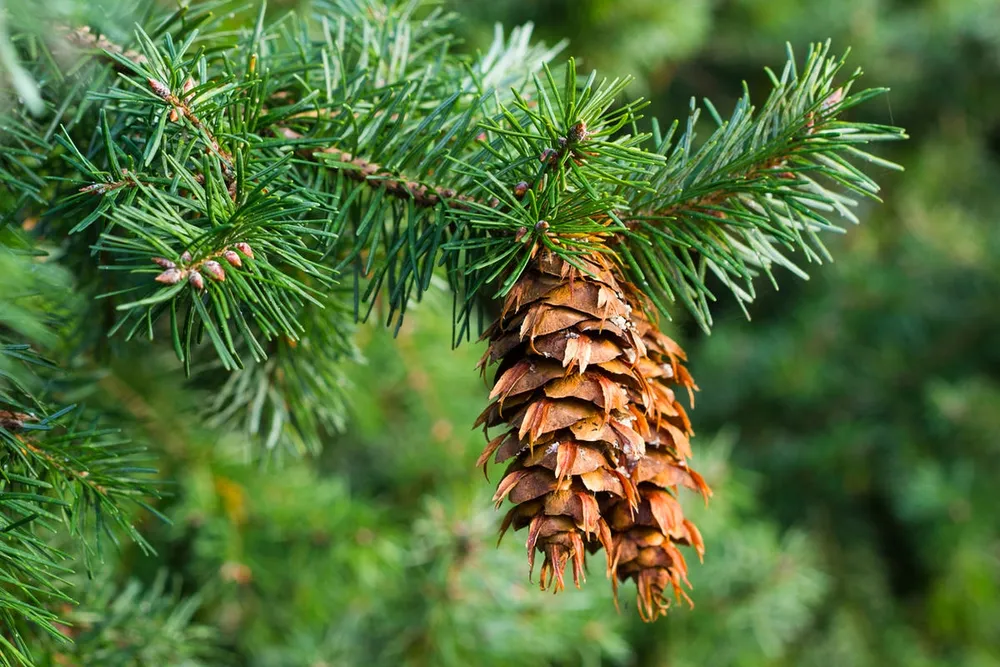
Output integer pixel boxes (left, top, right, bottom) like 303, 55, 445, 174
21, 0, 1000, 665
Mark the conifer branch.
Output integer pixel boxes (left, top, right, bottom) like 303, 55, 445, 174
275, 126, 490, 211
615, 43, 906, 330
24, 8, 903, 397
32, 575, 220, 666
0, 246, 161, 661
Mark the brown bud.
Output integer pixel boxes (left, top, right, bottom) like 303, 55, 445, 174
152, 257, 175, 269
540, 148, 559, 164
515, 226, 529, 242
0, 410, 35, 431
203, 260, 225, 282
534, 220, 550, 232
182, 77, 195, 98
488, 197, 500, 208
155, 268, 183, 285
189, 271, 205, 290
513, 181, 529, 199
148, 78, 171, 99
223, 250, 242, 268
235, 242, 254, 259
180, 251, 192, 263
567, 121, 588, 143
169, 108, 180, 123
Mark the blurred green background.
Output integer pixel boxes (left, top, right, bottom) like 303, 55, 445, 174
32, 0, 1000, 665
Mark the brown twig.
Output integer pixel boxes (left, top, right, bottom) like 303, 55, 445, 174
146, 77, 235, 177
273, 126, 495, 211
79, 168, 138, 195
7, 434, 110, 496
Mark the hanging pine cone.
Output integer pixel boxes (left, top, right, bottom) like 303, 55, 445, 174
476, 246, 712, 618
603, 313, 712, 621
476, 248, 651, 591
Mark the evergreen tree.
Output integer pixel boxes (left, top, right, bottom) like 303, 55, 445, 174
0, 0, 903, 664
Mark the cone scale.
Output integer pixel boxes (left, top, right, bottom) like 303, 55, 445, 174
477, 247, 711, 617
604, 317, 712, 620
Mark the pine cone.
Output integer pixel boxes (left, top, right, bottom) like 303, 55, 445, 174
476, 249, 653, 591
604, 314, 712, 621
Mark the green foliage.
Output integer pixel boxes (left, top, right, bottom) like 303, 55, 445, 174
3, 0, 900, 358
0, 0, 916, 664
29, 574, 221, 666
0, 243, 160, 665
618, 43, 904, 329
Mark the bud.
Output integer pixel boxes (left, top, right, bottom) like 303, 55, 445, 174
188, 270, 205, 290
515, 226, 529, 242
169, 108, 180, 123
0, 410, 35, 431
223, 250, 242, 268
152, 257, 175, 269
182, 77, 195, 100
534, 220, 550, 232
235, 242, 254, 259
540, 148, 559, 164
155, 268, 183, 285
148, 78, 171, 99
567, 121, 588, 143
513, 181, 529, 199
822, 87, 844, 112
180, 251, 192, 263
203, 260, 225, 281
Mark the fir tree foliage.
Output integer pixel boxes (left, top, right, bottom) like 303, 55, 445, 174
30, 573, 221, 666
0, 0, 903, 661
0, 240, 163, 664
